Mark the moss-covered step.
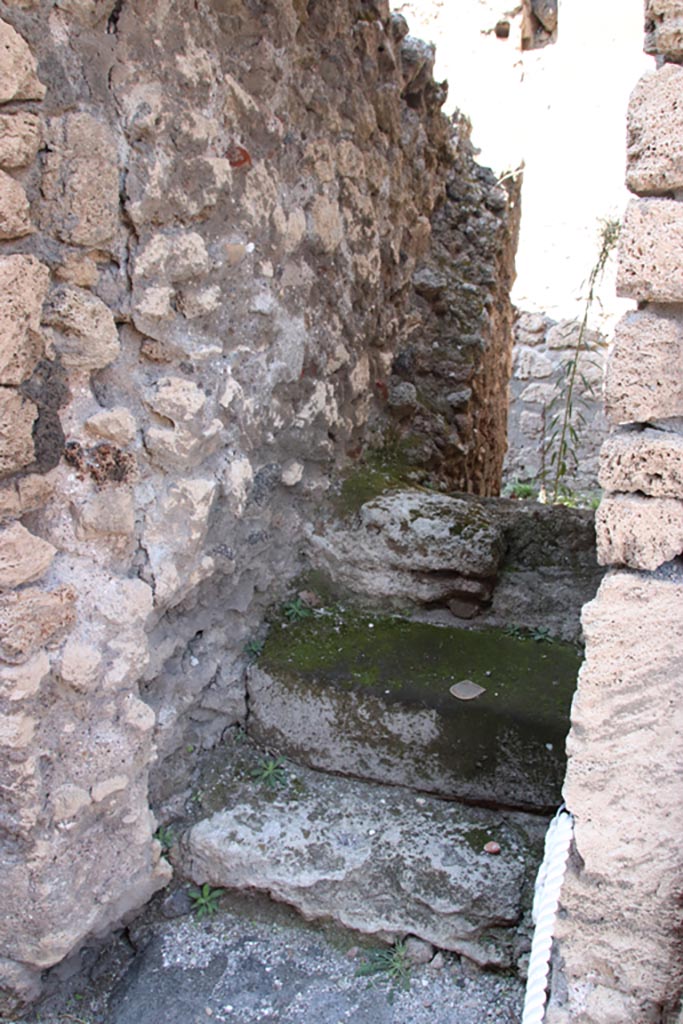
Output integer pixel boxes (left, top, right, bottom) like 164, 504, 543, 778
181, 751, 546, 969
248, 610, 581, 812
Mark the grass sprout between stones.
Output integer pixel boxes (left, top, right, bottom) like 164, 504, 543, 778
283, 597, 312, 622
250, 754, 287, 790
355, 941, 412, 1003
244, 637, 265, 660
153, 824, 174, 854
188, 882, 224, 919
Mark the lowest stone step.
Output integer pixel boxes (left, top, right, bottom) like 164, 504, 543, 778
180, 753, 546, 970
248, 608, 580, 811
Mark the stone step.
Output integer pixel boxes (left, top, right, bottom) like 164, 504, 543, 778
248, 608, 580, 812
179, 746, 546, 971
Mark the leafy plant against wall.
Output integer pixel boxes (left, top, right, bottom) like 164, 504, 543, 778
540, 217, 620, 504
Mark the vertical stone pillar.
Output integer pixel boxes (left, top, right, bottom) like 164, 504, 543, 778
547, 5, 683, 1021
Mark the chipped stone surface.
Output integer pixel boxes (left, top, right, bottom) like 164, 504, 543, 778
312, 490, 505, 606
0, 585, 76, 663
43, 285, 120, 370
85, 407, 137, 446
182, 761, 544, 968
553, 569, 683, 1021
0, 389, 37, 477
59, 638, 102, 692
0, 651, 49, 701
0, 254, 49, 385
599, 428, 683, 498
40, 113, 119, 248
604, 307, 683, 425
0, 19, 46, 102
0, 168, 32, 239
645, 0, 683, 59
0, 111, 41, 168
617, 199, 683, 302
627, 65, 683, 196
0, 521, 56, 588
596, 492, 683, 571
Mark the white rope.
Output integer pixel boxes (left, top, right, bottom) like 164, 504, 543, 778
521, 806, 574, 1024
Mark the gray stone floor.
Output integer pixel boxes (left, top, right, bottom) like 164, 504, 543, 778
12, 894, 524, 1024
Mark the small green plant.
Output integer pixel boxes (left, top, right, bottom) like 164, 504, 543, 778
505, 480, 536, 500
531, 626, 551, 643
244, 637, 265, 660
355, 941, 412, 1003
541, 217, 620, 504
283, 597, 312, 622
250, 755, 287, 790
503, 625, 525, 639
154, 825, 174, 853
188, 882, 224, 919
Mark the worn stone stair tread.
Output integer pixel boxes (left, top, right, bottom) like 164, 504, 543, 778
248, 608, 580, 811
180, 761, 546, 970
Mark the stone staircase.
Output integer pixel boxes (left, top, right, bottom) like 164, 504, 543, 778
177, 605, 579, 977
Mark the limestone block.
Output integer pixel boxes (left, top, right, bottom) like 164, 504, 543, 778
54, 252, 99, 288
17, 473, 55, 511
617, 199, 683, 302
0, 651, 49, 700
123, 694, 155, 733
143, 377, 222, 470
310, 195, 343, 252
177, 285, 222, 319
0, 712, 34, 748
0, 169, 32, 239
518, 382, 556, 404
143, 477, 217, 607
59, 638, 101, 692
0, 522, 56, 588
85, 407, 137, 446
596, 492, 683, 570
627, 65, 683, 196
645, 0, 683, 59
0, 958, 41, 1015
604, 308, 683, 424
0, 585, 76, 663
545, 319, 601, 352
54, 0, 118, 25
43, 285, 120, 370
73, 488, 135, 541
0, 112, 41, 168
0, 389, 37, 477
0, 20, 46, 102
52, 784, 91, 820
599, 428, 683, 498
0, 254, 49, 385
91, 774, 128, 802
281, 460, 303, 486
557, 568, 683, 1017
41, 113, 119, 248
513, 346, 554, 379
134, 232, 209, 282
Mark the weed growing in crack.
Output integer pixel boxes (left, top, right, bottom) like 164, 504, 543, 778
250, 755, 287, 790
153, 825, 174, 854
355, 941, 412, 1003
188, 883, 224, 920
283, 597, 312, 622
244, 637, 265, 660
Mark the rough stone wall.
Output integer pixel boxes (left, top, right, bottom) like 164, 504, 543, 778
503, 311, 608, 495
385, 119, 520, 496
547, 9, 683, 1020
0, 0, 515, 1010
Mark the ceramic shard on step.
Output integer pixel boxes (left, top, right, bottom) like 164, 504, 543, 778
249, 610, 578, 811
181, 761, 544, 968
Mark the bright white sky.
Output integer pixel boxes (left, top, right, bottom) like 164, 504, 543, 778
395, 0, 652, 327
